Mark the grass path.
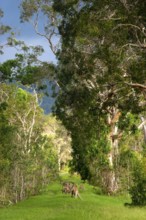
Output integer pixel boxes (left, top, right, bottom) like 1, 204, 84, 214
0, 175, 146, 220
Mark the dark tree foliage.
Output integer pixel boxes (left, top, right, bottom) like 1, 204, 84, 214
53, 0, 146, 182
129, 158, 146, 206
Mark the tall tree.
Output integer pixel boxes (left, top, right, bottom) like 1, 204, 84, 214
52, 0, 146, 192
43, 115, 72, 171
16, 0, 146, 193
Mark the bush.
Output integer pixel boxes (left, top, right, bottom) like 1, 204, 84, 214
129, 157, 146, 206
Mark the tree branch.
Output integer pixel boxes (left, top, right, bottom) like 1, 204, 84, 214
125, 82, 146, 90
31, 14, 58, 55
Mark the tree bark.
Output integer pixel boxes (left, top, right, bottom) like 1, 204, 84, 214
106, 108, 121, 193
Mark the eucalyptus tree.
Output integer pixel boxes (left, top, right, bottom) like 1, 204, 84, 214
43, 115, 72, 171
0, 84, 58, 203
52, 0, 146, 192
20, 0, 60, 55
19, 0, 146, 193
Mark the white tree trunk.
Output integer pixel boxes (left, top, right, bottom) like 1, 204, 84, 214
106, 108, 121, 193
139, 117, 146, 143
20, 173, 25, 200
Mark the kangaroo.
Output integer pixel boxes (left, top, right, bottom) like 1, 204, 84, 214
62, 182, 74, 194
71, 184, 82, 199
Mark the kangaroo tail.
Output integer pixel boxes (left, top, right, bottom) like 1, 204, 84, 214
78, 193, 82, 200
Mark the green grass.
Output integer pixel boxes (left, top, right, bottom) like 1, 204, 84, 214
0, 174, 146, 220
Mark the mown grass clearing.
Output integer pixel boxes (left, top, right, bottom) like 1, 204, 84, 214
0, 174, 146, 220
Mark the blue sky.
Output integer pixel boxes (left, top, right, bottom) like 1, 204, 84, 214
0, 0, 56, 63
0, 0, 56, 113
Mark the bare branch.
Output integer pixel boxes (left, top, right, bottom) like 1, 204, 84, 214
30, 13, 58, 55
125, 82, 146, 90
138, 120, 146, 129
113, 23, 146, 37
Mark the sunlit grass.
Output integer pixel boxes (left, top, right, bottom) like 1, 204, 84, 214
0, 174, 146, 220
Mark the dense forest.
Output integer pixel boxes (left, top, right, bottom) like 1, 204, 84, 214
0, 0, 146, 206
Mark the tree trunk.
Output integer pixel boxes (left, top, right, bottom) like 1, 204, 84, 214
20, 173, 25, 200
57, 145, 61, 171
12, 165, 19, 203
140, 117, 146, 143
106, 108, 121, 194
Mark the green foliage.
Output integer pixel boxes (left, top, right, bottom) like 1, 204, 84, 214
43, 114, 72, 171
0, 60, 19, 81
0, 9, 27, 55
118, 113, 140, 134
0, 57, 56, 97
1, 0, 146, 204
20, 0, 39, 21
129, 157, 146, 206
0, 9, 11, 37
51, 1, 146, 194
0, 84, 59, 203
